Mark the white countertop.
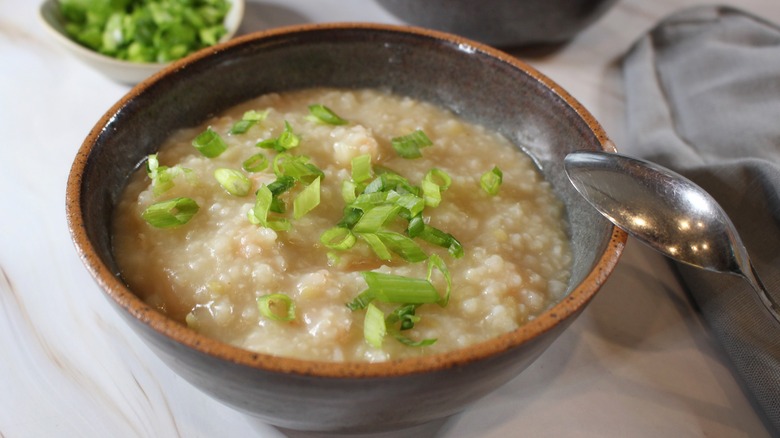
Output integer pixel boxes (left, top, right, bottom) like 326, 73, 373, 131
2, 1, 778, 437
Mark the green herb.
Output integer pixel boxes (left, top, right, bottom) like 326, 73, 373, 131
293, 176, 321, 219
258, 121, 300, 152
145, 154, 193, 196
242, 153, 269, 172
230, 110, 269, 134
421, 168, 451, 207
480, 166, 503, 195
141, 197, 199, 228
307, 104, 348, 125
391, 129, 433, 159
59, 0, 231, 63
257, 294, 296, 322
363, 303, 386, 348
192, 127, 227, 157
248, 185, 290, 231
214, 168, 251, 197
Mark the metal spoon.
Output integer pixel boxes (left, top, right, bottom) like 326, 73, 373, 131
564, 150, 780, 324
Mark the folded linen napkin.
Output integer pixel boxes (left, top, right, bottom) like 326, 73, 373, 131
621, 5, 780, 432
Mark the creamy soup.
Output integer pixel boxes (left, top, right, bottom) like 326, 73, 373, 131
113, 88, 572, 362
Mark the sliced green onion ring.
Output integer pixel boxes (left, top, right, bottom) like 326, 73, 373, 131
307, 104, 348, 125
257, 293, 296, 322
363, 303, 386, 348
230, 109, 269, 134
391, 129, 433, 159
481, 166, 503, 195
361, 271, 440, 304
192, 127, 227, 157
141, 197, 199, 228
214, 168, 251, 197
321, 227, 357, 250
242, 153, 269, 172
293, 176, 321, 219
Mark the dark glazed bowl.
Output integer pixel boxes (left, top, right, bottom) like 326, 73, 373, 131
66, 23, 625, 433
376, 0, 619, 47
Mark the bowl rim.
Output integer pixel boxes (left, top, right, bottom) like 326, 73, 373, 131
38, 0, 245, 70
66, 22, 626, 379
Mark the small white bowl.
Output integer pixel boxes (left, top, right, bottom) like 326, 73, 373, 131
39, 0, 244, 84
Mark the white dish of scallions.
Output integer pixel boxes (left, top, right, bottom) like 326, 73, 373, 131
38, 0, 244, 84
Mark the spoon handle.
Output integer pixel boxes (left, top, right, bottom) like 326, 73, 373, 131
744, 263, 780, 326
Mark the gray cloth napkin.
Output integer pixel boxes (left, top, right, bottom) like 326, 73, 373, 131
621, 5, 780, 433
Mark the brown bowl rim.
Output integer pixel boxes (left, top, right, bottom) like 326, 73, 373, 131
66, 22, 627, 379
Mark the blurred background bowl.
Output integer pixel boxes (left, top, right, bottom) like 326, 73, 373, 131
66, 23, 625, 433
38, 0, 244, 84
376, 0, 618, 47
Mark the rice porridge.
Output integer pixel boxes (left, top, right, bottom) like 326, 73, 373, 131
112, 88, 572, 362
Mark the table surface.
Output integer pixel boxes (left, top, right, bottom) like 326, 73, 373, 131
2, 1, 778, 437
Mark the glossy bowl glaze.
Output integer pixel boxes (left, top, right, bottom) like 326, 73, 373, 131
376, 0, 618, 47
66, 23, 625, 433
38, 0, 244, 84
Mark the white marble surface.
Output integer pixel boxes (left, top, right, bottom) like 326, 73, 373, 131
2, 1, 779, 437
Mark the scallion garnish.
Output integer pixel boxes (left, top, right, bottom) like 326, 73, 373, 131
146, 154, 193, 196
230, 110, 269, 134
293, 176, 321, 219
257, 293, 296, 322
320, 226, 357, 250
248, 185, 290, 231
391, 129, 433, 159
141, 197, 199, 228
307, 104, 348, 125
363, 303, 386, 348
375, 231, 428, 263
421, 168, 451, 207
427, 254, 452, 306
273, 153, 324, 183
192, 127, 227, 157
361, 271, 441, 305
351, 154, 372, 184
480, 166, 503, 195
257, 121, 300, 152
214, 168, 251, 197
242, 153, 269, 172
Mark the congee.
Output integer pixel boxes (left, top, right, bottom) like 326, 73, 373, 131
113, 88, 572, 362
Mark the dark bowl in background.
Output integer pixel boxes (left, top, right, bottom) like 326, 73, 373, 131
66, 23, 625, 433
376, 0, 619, 47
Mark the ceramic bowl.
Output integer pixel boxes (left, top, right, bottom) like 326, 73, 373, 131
66, 23, 625, 433
376, 0, 618, 47
38, 0, 244, 84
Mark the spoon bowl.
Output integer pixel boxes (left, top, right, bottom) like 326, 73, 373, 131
564, 150, 780, 324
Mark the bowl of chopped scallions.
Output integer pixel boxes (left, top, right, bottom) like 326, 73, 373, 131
39, 0, 244, 84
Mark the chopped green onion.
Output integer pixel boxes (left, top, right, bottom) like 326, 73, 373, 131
278, 121, 300, 150
230, 110, 269, 134
407, 215, 425, 237
363, 303, 386, 348
361, 271, 441, 304
141, 197, 199, 228
391, 129, 433, 159
257, 294, 296, 322
341, 179, 358, 203
353, 204, 401, 233
320, 227, 357, 250
273, 153, 324, 183
146, 154, 193, 196
480, 166, 503, 195
376, 231, 428, 263
389, 330, 437, 347
307, 104, 348, 125
192, 127, 227, 158
293, 176, 321, 219
419, 225, 464, 258
427, 254, 452, 306
214, 168, 251, 197
421, 168, 451, 207
360, 233, 392, 261
351, 154, 372, 184
242, 153, 269, 172
257, 121, 300, 152
248, 185, 291, 231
